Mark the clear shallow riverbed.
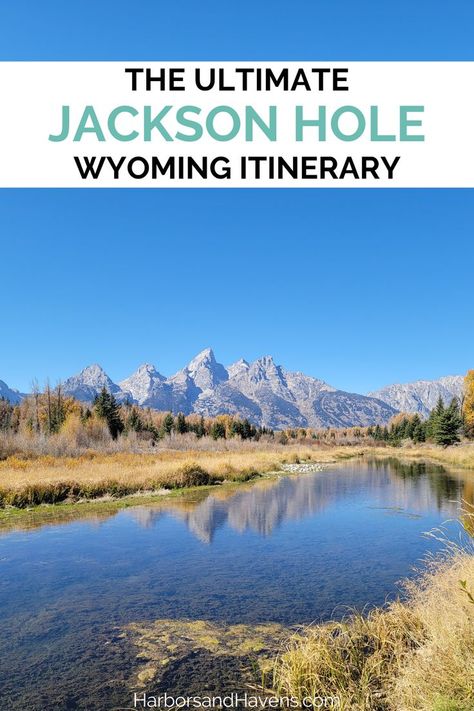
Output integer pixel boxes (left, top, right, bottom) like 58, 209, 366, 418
0, 458, 471, 709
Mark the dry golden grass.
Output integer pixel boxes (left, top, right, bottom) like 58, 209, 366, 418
2, 439, 474, 509
0, 446, 345, 507
273, 546, 474, 711
366, 443, 474, 471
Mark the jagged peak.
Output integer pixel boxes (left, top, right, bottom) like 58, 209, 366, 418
369, 374, 464, 394
251, 355, 279, 371
188, 347, 216, 369
62, 363, 121, 399
120, 362, 165, 383
135, 362, 162, 375
251, 354, 273, 366
228, 357, 249, 368
227, 358, 249, 379
65, 363, 114, 384
80, 363, 107, 376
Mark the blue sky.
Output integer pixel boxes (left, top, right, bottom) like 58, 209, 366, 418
1, 1, 473, 394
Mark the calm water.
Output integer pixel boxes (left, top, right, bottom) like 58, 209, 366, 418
0, 459, 471, 709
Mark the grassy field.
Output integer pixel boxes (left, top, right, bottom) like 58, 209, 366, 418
0, 445, 350, 508
273, 545, 474, 711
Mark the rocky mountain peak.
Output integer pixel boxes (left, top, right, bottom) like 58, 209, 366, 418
188, 347, 215, 367
119, 363, 166, 405
227, 358, 249, 379
184, 348, 228, 391
78, 363, 109, 382
368, 374, 464, 418
63, 363, 121, 401
247, 355, 284, 384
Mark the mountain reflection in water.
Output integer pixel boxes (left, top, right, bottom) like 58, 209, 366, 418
127, 459, 470, 543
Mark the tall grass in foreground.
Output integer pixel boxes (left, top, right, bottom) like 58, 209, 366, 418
273, 542, 474, 711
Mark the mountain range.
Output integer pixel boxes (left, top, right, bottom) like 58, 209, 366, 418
0, 349, 465, 429
368, 375, 465, 419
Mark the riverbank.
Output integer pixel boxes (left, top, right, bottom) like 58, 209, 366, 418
359, 442, 474, 471
1, 442, 474, 512
273, 546, 474, 711
0, 446, 350, 509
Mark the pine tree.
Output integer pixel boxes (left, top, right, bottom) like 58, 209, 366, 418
405, 417, 415, 440
161, 412, 174, 437
426, 396, 445, 440
126, 407, 144, 433
411, 414, 425, 443
210, 421, 226, 440
175, 412, 188, 435
94, 387, 124, 439
242, 418, 255, 439
230, 420, 244, 438
194, 415, 206, 438
434, 397, 463, 447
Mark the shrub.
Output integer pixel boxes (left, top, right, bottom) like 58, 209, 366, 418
169, 463, 212, 488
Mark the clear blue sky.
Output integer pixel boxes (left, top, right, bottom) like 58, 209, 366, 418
1, 1, 473, 394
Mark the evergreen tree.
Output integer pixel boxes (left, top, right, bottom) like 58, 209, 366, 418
194, 415, 206, 438
210, 421, 226, 440
126, 407, 144, 433
405, 417, 415, 440
175, 412, 188, 435
434, 397, 463, 447
411, 414, 425, 443
426, 396, 445, 440
161, 412, 174, 437
241, 418, 255, 440
230, 420, 244, 438
94, 387, 124, 439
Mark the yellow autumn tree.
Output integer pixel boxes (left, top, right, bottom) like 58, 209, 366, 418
464, 370, 474, 439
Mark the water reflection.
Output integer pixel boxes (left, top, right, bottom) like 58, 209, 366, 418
127, 459, 470, 543
2, 459, 472, 542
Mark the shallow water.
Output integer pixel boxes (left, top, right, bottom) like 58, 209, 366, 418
0, 458, 471, 709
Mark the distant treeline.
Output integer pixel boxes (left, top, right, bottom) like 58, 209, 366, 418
0, 385, 273, 447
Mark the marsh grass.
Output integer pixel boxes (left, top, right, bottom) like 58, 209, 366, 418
273, 539, 474, 711
366, 444, 474, 471
0, 446, 340, 508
